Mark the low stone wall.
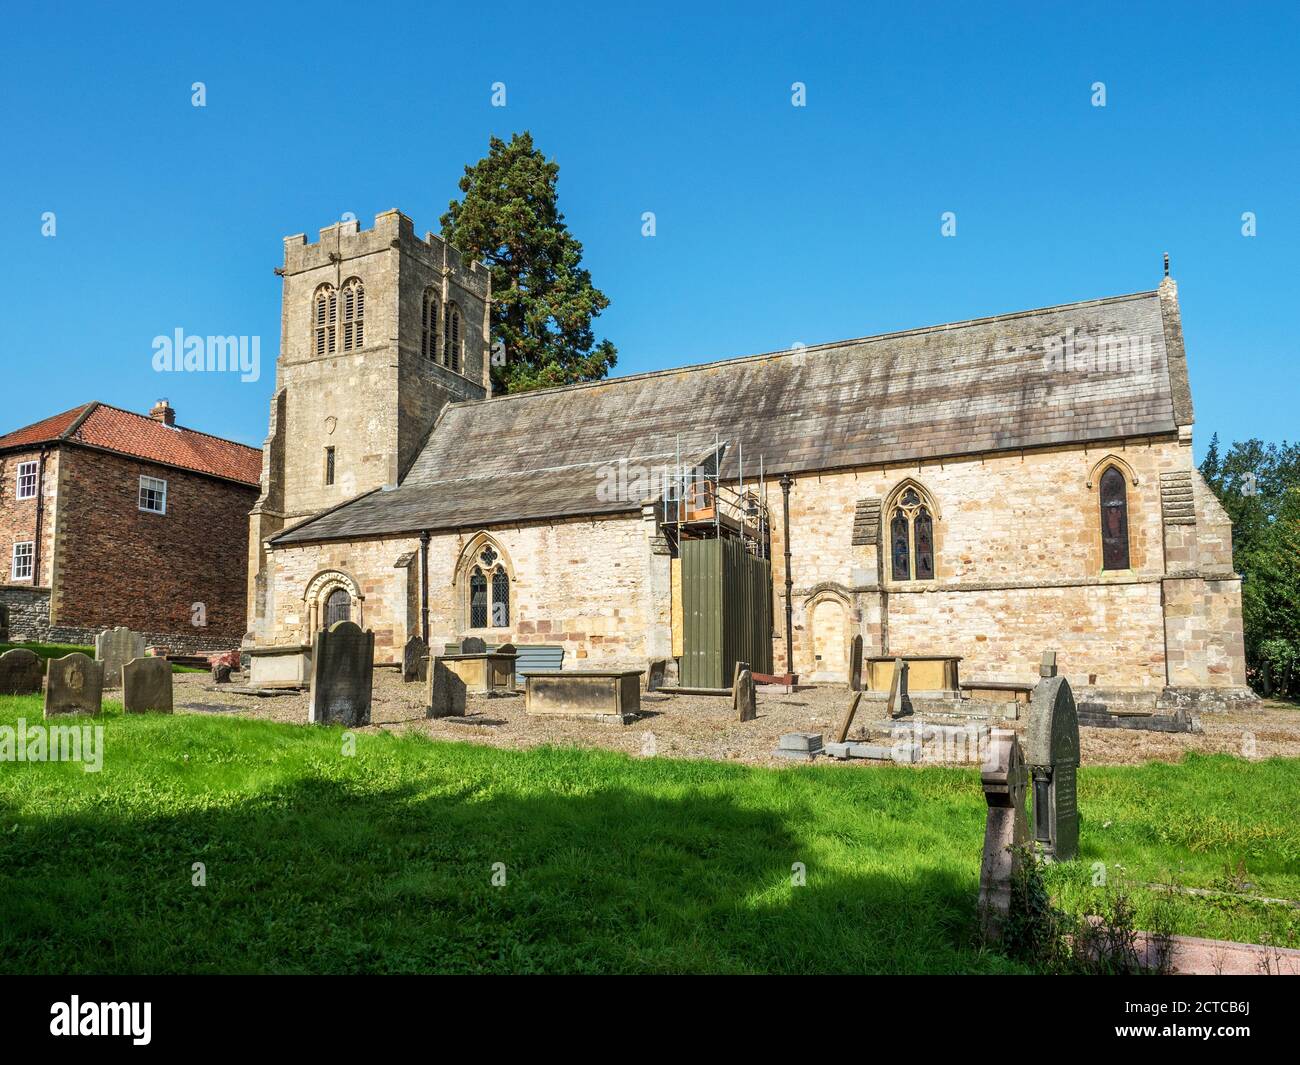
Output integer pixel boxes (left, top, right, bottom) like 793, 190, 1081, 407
0, 586, 52, 641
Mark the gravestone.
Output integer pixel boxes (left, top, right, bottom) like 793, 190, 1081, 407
647, 659, 666, 692
461, 636, 487, 654
122, 656, 173, 714
735, 668, 756, 722
428, 657, 467, 718
1027, 675, 1080, 862
44, 652, 104, 718
978, 729, 1029, 945
886, 657, 909, 719
1039, 650, 1058, 678
0, 648, 43, 695
95, 626, 146, 688
849, 635, 863, 692
403, 635, 428, 682
211, 662, 232, 684
308, 620, 374, 727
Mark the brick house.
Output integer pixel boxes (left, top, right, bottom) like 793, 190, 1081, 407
0, 399, 260, 651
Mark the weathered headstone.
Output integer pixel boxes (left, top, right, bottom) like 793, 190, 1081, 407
1027, 675, 1080, 862
1039, 650, 1058, 678
211, 662, 232, 684
44, 652, 104, 718
736, 668, 756, 722
646, 659, 666, 691
978, 729, 1029, 945
94, 626, 146, 688
834, 690, 863, 744
122, 656, 173, 714
403, 635, 428, 682
308, 620, 374, 727
849, 634, 863, 692
886, 657, 909, 719
0, 647, 43, 695
428, 657, 467, 718
461, 636, 487, 654
730, 660, 750, 713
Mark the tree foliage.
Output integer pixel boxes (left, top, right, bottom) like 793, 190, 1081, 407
440, 132, 617, 394
1200, 435, 1300, 697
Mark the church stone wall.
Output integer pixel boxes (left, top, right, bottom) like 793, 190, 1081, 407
768, 435, 1246, 693
263, 512, 659, 669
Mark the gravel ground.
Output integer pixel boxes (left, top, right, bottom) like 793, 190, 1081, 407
172, 671, 1300, 768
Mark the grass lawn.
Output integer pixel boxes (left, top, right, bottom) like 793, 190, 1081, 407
0, 692, 1296, 974
0, 642, 205, 673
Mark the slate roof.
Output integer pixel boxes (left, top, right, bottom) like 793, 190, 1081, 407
274, 286, 1189, 545
0, 402, 262, 486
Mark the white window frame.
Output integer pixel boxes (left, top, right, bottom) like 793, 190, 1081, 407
11, 541, 34, 581
139, 475, 168, 515
15, 460, 37, 500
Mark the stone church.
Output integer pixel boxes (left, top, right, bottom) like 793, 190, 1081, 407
246, 209, 1250, 710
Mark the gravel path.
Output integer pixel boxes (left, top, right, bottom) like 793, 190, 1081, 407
172, 671, 1300, 768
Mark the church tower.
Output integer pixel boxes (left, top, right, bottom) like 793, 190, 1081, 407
246, 209, 491, 636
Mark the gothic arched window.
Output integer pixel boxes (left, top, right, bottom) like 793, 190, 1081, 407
888, 484, 937, 582
466, 542, 509, 628
313, 284, 337, 356
341, 278, 365, 351
444, 303, 461, 373
1099, 466, 1130, 570
421, 288, 439, 360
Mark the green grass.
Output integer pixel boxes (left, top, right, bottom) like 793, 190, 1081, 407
0, 692, 1296, 974
0, 642, 205, 673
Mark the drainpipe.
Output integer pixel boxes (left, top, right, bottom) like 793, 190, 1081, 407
779, 473, 794, 676
419, 530, 431, 642
31, 448, 49, 587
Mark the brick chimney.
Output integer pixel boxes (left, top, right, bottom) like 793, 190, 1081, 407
149, 399, 176, 427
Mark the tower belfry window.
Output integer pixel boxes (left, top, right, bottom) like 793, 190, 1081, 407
341, 278, 365, 351
313, 285, 337, 355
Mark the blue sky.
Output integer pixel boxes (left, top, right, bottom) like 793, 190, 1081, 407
4, 1, 1296, 459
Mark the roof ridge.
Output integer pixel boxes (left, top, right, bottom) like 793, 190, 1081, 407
452, 288, 1163, 410
83, 401, 261, 452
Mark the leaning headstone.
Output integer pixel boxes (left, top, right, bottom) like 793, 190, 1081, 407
1027, 675, 1080, 862
403, 635, 428, 682
308, 620, 374, 727
461, 636, 487, 654
428, 657, 467, 718
1039, 650, 1058, 679
95, 626, 146, 688
849, 635, 863, 692
736, 669, 756, 722
44, 653, 104, 718
885, 657, 909, 719
122, 656, 173, 714
0, 648, 43, 695
978, 729, 1029, 945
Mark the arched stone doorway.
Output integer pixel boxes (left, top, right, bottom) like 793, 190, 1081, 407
303, 569, 364, 641
805, 589, 850, 683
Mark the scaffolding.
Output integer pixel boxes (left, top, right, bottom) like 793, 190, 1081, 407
659, 432, 771, 560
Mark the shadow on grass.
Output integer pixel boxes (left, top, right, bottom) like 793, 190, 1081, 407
0, 773, 1017, 975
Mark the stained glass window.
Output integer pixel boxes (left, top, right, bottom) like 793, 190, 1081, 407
1100, 466, 1130, 570
914, 507, 934, 580
891, 512, 910, 580
889, 485, 937, 581
469, 569, 488, 628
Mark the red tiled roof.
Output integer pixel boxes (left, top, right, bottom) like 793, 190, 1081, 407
0, 402, 262, 486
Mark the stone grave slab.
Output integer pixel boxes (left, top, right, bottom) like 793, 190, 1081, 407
122, 656, 173, 714
44, 653, 104, 718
